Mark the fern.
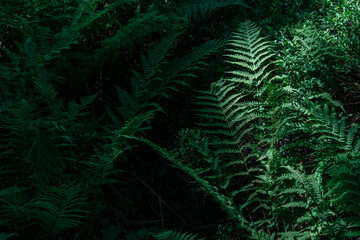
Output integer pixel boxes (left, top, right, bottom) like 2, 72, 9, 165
0, 233, 17, 240
35, 182, 88, 235
194, 23, 282, 234
196, 79, 257, 155
67, 93, 98, 120
93, 9, 174, 62
112, 111, 154, 159
121, 134, 248, 226
130, 20, 359, 239
125, 21, 279, 237
0, 187, 34, 227
4, 0, 360, 238
142, 32, 181, 81
176, 0, 248, 20
325, 148, 360, 237
275, 166, 335, 239
113, 32, 225, 120
154, 230, 206, 240
225, 20, 276, 90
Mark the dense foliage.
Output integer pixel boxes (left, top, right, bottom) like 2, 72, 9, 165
1, 0, 360, 239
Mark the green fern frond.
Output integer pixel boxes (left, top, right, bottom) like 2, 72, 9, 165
94, 10, 173, 62
0, 187, 33, 225
112, 111, 154, 158
283, 166, 323, 206
67, 93, 97, 119
176, 0, 248, 19
116, 33, 224, 119
124, 135, 246, 224
160, 38, 225, 82
154, 230, 205, 240
34, 65, 57, 100
225, 20, 276, 89
142, 32, 181, 81
0, 233, 18, 240
1, 99, 39, 135
35, 182, 88, 234
196, 80, 251, 151
126, 19, 357, 239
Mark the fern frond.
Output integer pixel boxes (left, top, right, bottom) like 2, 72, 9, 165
154, 230, 205, 240
67, 93, 97, 119
0, 187, 33, 225
1, 99, 39, 135
124, 135, 247, 224
225, 20, 276, 89
35, 182, 88, 234
156, 38, 225, 87
142, 32, 181, 81
112, 111, 154, 158
176, 0, 248, 19
94, 10, 172, 62
0, 233, 18, 240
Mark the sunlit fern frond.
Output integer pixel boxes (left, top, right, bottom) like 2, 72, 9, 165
196, 79, 261, 155
225, 20, 276, 89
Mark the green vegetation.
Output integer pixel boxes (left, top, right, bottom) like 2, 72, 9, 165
1, 0, 360, 239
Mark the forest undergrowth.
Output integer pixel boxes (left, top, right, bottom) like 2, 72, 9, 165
1, 0, 360, 239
